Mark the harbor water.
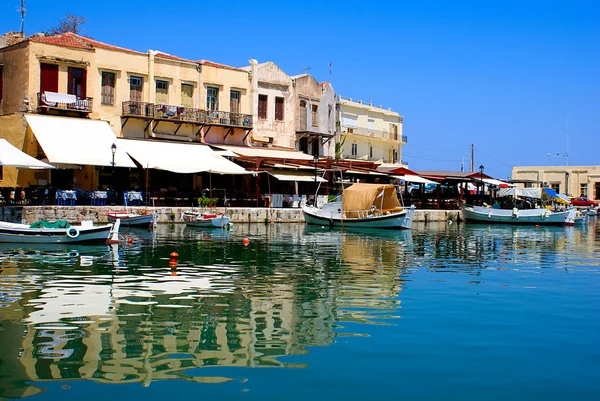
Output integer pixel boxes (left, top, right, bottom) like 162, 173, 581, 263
0, 220, 599, 400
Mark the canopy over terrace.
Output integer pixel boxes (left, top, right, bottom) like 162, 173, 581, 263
116, 139, 248, 174
0, 139, 54, 169
25, 115, 135, 168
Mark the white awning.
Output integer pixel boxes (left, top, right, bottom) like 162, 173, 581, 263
268, 170, 327, 182
391, 174, 439, 185
117, 139, 247, 174
215, 145, 315, 161
0, 139, 54, 169
25, 114, 136, 168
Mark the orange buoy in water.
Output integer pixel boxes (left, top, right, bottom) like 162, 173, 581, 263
169, 251, 179, 269
242, 238, 249, 246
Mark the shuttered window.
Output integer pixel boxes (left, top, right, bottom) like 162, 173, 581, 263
230, 90, 240, 114
275, 97, 284, 121
129, 76, 142, 102
181, 84, 193, 107
156, 80, 168, 104
101, 72, 115, 106
258, 94, 267, 119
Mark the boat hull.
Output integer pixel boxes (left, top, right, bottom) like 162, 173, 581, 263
183, 212, 230, 228
462, 205, 575, 226
107, 212, 155, 227
0, 222, 114, 243
302, 205, 415, 229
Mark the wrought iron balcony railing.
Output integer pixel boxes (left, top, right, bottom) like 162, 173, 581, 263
37, 92, 93, 113
122, 101, 253, 128
341, 126, 407, 143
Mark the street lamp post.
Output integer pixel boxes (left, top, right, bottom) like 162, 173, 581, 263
565, 172, 570, 196
479, 164, 484, 204
111, 143, 117, 201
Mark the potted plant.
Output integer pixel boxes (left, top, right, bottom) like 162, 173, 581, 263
211, 197, 219, 207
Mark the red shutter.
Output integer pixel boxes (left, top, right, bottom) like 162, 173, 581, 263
67, 67, 74, 95
40, 63, 59, 93
258, 94, 267, 119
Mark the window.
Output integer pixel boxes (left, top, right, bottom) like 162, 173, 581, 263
207, 87, 218, 111
181, 84, 193, 107
368, 119, 375, 131
580, 183, 588, 197
40, 63, 59, 93
275, 97, 284, 121
101, 72, 115, 106
551, 183, 560, 192
0, 65, 3, 102
369, 146, 373, 159
393, 149, 398, 163
68, 67, 87, 98
328, 105, 332, 127
258, 94, 267, 119
311, 104, 318, 127
156, 80, 169, 104
230, 90, 240, 114
129, 76, 143, 102
351, 143, 358, 156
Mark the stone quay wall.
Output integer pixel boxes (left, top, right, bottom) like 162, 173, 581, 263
1, 206, 462, 224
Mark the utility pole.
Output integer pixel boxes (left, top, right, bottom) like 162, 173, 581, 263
470, 144, 474, 172
20, 0, 26, 35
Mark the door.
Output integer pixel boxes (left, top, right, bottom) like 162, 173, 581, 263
40, 63, 59, 93
156, 80, 168, 104
129, 76, 143, 102
67, 67, 87, 98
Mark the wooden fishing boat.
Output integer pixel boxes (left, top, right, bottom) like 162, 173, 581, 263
182, 211, 230, 228
302, 183, 415, 229
107, 210, 157, 227
0, 219, 120, 243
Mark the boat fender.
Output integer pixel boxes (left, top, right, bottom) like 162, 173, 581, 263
512, 208, 519, 219
67, 227, 80, 238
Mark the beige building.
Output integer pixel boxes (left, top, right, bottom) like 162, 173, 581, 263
512, 165, 600, 199
337, 96, 406, 164
0, 32, 256, 189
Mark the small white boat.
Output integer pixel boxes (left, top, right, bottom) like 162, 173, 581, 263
182, 211, 230, 228
302, 183, 415, 230
0, 219, 120, 244
462, 205, 576, 226
107, 210, 157, 227
462, 187, 576, 226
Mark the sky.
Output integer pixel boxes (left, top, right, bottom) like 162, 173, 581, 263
1, 0, 598, 179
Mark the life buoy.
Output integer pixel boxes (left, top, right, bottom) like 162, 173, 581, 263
66, 227, 80, 238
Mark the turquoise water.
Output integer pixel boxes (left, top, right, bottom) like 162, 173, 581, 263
0, 221, 599, 400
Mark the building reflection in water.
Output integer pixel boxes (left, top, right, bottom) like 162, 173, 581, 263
0, 220, 596, 397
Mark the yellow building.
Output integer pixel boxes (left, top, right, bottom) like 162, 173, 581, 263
337, 96, 407, 164
512, 165, 600, 199
0, 32, 253, 190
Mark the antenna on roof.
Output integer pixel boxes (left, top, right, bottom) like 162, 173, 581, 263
328, 62, 332, 82
302, 67, 311, 74
19, 0, 26, 35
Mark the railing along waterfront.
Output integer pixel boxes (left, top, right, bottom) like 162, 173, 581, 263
122, 101, 253, 128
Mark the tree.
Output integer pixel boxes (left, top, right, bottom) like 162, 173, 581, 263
47, 14, 86, 35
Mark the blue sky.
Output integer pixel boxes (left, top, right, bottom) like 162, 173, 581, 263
2, 0, 598, 179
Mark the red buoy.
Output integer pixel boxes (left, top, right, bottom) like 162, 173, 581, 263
243, 238, 249, 246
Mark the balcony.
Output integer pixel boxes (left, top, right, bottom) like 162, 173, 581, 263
342, 127, 407, 143
37, 92, 93, 114
122, 101, 253, 128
